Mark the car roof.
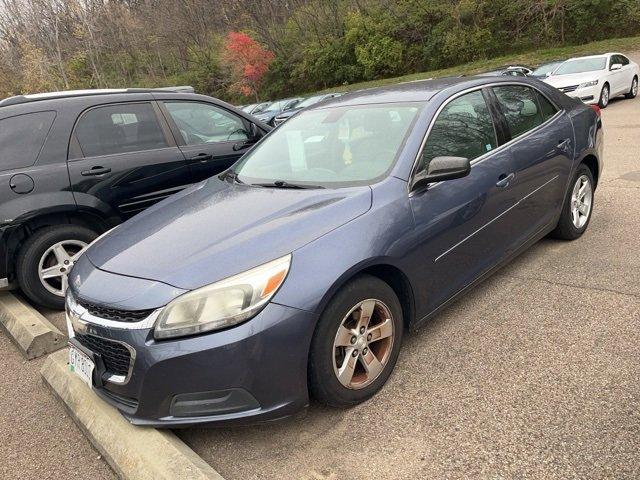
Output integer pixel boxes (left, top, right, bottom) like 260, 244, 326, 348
312, 76, 506, 108
0, 86, 195, 108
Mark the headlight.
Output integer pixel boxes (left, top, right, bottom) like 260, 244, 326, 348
154, 255, 291, 339
578, 80, 598, 89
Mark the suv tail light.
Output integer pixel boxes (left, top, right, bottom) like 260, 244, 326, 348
590, 104, 601, 117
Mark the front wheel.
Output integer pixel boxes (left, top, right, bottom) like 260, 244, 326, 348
550, 164, 594, 240
625, 76, 638, 99
308, 275, 404, 407
598, 83, 610, 108
16, 225, 98, 309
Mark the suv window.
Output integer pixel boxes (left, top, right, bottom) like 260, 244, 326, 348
165, 102, 248, 145
75, 103, 167, 158
536, 91, 558, 121
419, 90, 497, 172
492, 86, 544, 139
0, 111, 56, 171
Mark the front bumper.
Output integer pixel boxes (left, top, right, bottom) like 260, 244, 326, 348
562, 84, 600, 104
67, 299, 318, 427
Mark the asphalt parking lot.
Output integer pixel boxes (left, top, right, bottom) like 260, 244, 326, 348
176, 57, 640, 479
1, 54, 639, 480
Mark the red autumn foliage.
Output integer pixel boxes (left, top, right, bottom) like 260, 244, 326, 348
223, 31, 274, 100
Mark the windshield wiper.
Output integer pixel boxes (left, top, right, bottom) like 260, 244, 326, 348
252, 180, 325, 189
221, 170, 244, 184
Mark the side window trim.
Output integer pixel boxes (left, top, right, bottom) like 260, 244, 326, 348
158, 100, 252, 147
68, 100, 176, 161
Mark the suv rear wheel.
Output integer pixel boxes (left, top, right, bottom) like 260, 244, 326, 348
16, 225, 98, 309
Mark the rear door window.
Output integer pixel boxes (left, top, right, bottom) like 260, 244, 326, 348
74, 103, 168, 158
536, 92, 558, 121
492, 86, 544, 139
0, 111, 56, 171
419, 90, 497, 172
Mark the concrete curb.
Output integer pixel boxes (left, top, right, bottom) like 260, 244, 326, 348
0, 292, 66, 359
41, 349, 224, 480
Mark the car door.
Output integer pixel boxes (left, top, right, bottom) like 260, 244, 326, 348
159, 101, 258, 182
408, 88, 519, 313
608, 55, 627, 95
617, 54, 635, 94
67, 101, 193, 220
489, 84, 573, 251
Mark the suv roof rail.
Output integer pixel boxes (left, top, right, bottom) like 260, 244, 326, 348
0, 86, 196, 107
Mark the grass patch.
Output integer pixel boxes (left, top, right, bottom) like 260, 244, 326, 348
320, 35, 640, 94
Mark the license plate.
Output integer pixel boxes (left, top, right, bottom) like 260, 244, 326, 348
69, 345, 94, 389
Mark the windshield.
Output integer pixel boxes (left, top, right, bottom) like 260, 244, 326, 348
262, 100, 286, 113
233, 103, 421, 187
296, 95, 327, 108
532, 62, 562, 76
554, 57, 606, 75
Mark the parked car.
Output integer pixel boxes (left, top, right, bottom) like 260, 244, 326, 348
475, 65, 533, 77
530, 60, 565, 78
251, 97, 303, 126
241, 102, 270, 114
0, 88, 270, 309
66, 76, 602, 427
543, 53, 639, 108
272, 93, 343, 126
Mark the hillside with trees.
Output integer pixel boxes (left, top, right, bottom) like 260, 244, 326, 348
1, 0, 639, 102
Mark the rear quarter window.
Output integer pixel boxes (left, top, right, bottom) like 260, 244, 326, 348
0, 111, 56, 171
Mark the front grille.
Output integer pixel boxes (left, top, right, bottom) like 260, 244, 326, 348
559, 85, 578, 93
75, 332, 132, 377
80, 299, 153, 323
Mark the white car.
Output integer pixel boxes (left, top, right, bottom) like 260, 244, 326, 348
543, 52, 638, 108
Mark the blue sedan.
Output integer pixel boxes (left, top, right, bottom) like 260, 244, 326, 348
66, 76, 603, 427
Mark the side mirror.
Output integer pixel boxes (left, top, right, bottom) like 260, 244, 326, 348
411, 156, 471, 191
610, 63, 622, 71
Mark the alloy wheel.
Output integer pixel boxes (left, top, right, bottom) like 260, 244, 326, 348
570, 174, 592, 229
601, 86, 609, 107
332, 299, 395, 390
38, 240, 88, 297
633, 78, 638, 97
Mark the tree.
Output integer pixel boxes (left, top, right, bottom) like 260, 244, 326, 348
222, 31, 274, 101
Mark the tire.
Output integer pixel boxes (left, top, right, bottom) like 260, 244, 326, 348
308, 274, 404, 407
16, 225, 98, 309
625, 76, 638, 99
550, 164, 595, 240
598, 83, 610, 108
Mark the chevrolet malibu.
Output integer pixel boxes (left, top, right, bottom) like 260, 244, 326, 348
66, 76, 603, 427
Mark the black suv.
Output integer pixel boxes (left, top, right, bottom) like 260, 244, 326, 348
0, 88, 269, 309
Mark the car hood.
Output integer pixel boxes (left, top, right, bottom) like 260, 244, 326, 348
544, 71, 601, 88
86, 177, 372, 290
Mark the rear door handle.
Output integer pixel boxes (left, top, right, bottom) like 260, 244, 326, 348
496, 172, 515, 188
557, 138, 571, 149
81, 166, 111, 176
188, 153, 213, 163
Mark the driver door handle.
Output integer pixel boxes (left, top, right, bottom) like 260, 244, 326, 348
81, 166, 111, 176
496, 172, 515, 188
188, 153, 213, 163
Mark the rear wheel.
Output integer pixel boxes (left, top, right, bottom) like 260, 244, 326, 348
598, 83, 610, 108
550, 164, 594, 240
16, 225, 98, 309
625, 76, 638, 99
309, 275, 403, 407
